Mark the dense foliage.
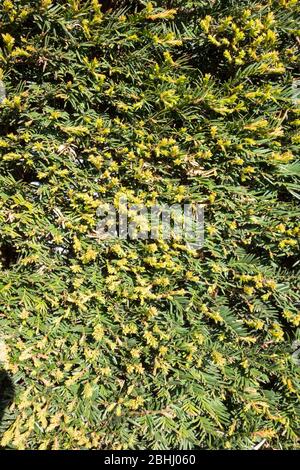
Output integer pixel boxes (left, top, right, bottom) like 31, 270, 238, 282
0, 0, 299, 450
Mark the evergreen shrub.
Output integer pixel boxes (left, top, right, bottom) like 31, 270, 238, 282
0, 0, 299, 449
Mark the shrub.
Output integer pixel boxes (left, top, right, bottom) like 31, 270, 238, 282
0, 0, 299, 450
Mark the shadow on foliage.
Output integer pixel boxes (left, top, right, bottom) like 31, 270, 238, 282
0, 370, 15, 429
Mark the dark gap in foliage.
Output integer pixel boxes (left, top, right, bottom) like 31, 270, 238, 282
277, 254, 299, 271
0, 120, 18, 136
4, 164, 38, 185
0, 371, 15, 431
0, 242, 19, 269
276, 189, 297, 203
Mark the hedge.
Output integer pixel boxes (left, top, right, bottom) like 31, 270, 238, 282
0, 0, 299, 450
